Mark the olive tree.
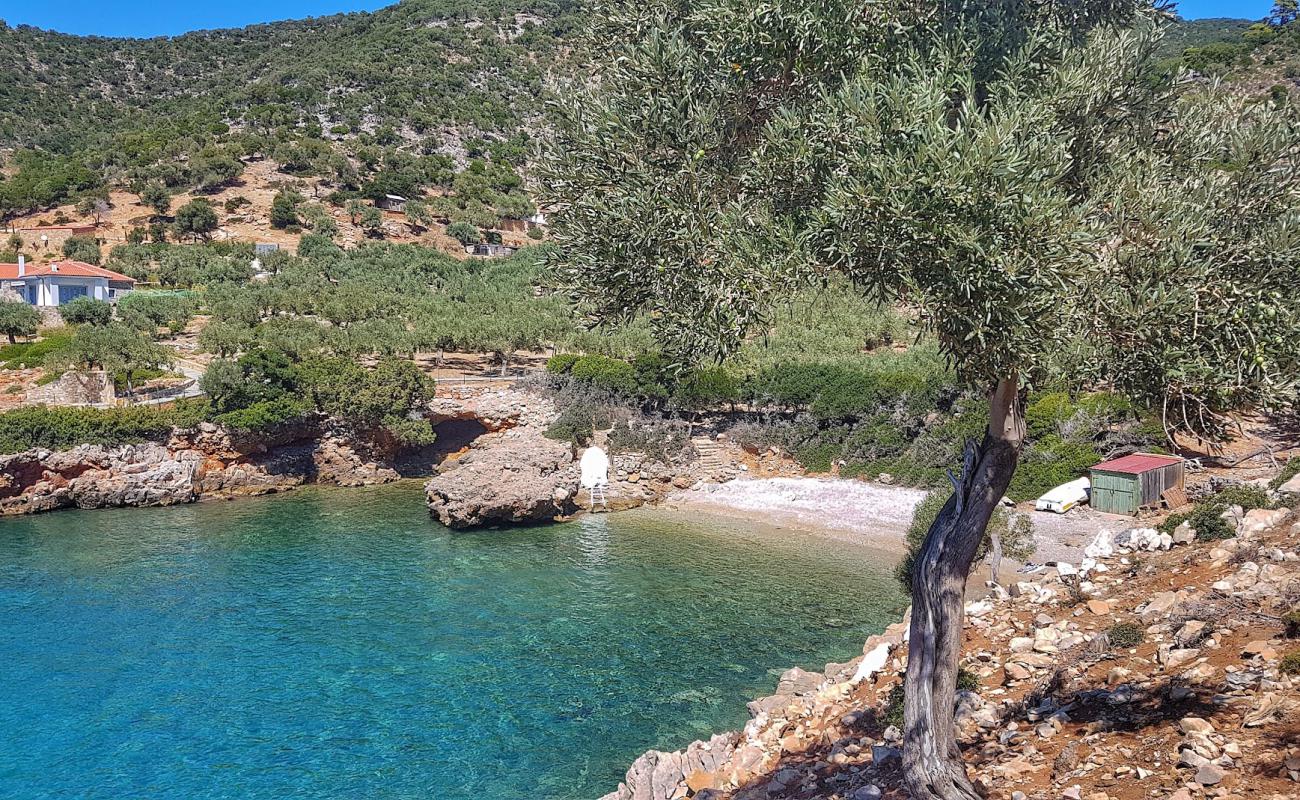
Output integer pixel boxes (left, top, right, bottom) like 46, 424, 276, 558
0, 299, 40, 344
538, 1, 1300, 797
48, 322, 172, 398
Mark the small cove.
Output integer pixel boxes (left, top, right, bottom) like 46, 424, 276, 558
0, 482, 905, 800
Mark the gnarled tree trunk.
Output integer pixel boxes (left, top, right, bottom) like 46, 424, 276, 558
903, 376, 1024, 800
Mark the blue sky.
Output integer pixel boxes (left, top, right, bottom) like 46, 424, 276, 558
0, 0, 1276, 37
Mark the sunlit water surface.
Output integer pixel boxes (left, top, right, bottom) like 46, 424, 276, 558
0, 483, 903, 799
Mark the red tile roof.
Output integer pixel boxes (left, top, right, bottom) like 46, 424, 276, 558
0, 260, 135, 283
1091, 452, 1183, 474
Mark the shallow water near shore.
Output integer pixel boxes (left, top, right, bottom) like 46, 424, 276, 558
0, 482, 905, 800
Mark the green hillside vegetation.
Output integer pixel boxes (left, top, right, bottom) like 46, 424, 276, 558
0, 0, 575, 217
1155, 8, 1300, 94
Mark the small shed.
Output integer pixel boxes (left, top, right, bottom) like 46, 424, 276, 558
376, 194, 408, 212
254, 243, 280, 255
1088, 453, 1185, 515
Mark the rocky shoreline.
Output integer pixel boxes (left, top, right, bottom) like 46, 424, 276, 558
0, 415, 411, 516
598, 503, 1300, 800
0, 386, 737, 522
423, 388, 737, 528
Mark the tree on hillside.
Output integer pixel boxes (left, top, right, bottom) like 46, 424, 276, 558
0, 299, 40, 344
538, 2, 1300, 797
76, 195, 110, 225
140, 183, 171, 217
173, 198, 219, 242
405, 199, 432, 232
446, 220, 480, 246
1271, 0, 1297, 27
270, 190, 301, 229
48, 322, 172, 398
61, 235, 101, 265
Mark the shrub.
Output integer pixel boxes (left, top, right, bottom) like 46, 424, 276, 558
607, 417, 690, 462
1107, 622, 1144, 649
0, 329, 75, 369
673, 367, 739, 409
61, 235, 101, 265
883, 667, 978, 728
446, 220, 481, 245
1005, 435, 1099, 502
1281, 650, 1300, 676
60, 297, 113, 326
0, 400, 209, 454
1283, 609, 1300, 639
545, 353, 580, 374
1025, 391, 1075, 439
795, 441, 841, 473
1270, 458, 1300, 492
213, 397, 310, 432
1211, 484, 1273, 512
543, 407, 595, 445
570, 355, 638, 395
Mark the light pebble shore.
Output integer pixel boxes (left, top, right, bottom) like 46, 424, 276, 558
662, 475, 1109, 565
662, 476, 927, 553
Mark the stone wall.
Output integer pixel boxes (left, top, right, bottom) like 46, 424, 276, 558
25, 370, 115, 407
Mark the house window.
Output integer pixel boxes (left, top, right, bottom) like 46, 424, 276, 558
58, 284, 88, 305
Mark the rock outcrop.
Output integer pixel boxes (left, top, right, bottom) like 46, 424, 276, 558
422, 387, 722, 528
0, 416, 407, 516
426, 429, 579, 528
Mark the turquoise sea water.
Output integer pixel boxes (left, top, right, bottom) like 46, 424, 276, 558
0, 483, 904, 800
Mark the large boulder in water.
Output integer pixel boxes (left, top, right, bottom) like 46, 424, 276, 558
425, 430, 579, 528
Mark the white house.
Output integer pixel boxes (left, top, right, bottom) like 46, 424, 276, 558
0, 256, 135, 307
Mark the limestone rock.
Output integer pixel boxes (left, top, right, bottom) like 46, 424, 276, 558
425, 433, 578, 528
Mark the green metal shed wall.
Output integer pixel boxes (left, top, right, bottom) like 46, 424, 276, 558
1090, 470, 1140, 514
1089, 461, 1184, 515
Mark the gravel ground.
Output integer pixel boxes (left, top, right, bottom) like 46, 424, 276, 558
667, 476, 1133, 569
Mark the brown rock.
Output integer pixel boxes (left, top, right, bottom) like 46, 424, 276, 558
1087, 599, 1111, 615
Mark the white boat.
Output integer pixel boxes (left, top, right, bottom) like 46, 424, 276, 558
1035, 477, 1091, 514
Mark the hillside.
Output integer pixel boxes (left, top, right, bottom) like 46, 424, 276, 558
1, 7, 1295, 254
0, 0, 575, 220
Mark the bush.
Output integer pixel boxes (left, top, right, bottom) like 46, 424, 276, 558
1006, 435, 1099, 502
882, 667, 978, 728
0, 328, 75, 369
1271, 458, 1300, 492
1281, 650, 1300, 676
673, 367, 739, 409
61, 235, 101, 264
1161, 483, 1273, 542
60, 297, 113, 326
213, 397, 310, 432
545, 353, 580, 374
0, 400, 209, 454
446, 220, 481, 245
1107, 622, 1144, 649
1284, 609, 1300, 639
543, 406, 595, 445
570, 355, 638, 395
1025, 391, 1075, 439
1211, 484, 1273, 512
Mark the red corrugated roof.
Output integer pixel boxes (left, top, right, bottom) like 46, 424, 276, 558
0, 261, 135, 283
1091, 452, 1183, 474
